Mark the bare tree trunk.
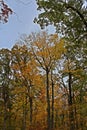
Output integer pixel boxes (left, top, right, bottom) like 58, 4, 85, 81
68, 73, 74, 130
68, 73, 72, 105
30, 97, 33, 124
51, 70, 54, 129
46, 68, 51, 130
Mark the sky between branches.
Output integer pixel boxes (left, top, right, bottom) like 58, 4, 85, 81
0, 0, 55, 49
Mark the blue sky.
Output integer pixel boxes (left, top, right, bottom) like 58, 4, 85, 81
0, 0, 55, 49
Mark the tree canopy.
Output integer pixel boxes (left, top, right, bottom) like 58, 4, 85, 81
0, 0, 87, 130
35, 0, 87, 42
0, 31, 87, 130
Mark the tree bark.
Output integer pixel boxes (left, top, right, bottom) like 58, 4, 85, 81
68, 72, 74, 130
29, 97, 33, 124
68, 72, 72, 105
46, 67, 51, 130
51, 70, 54, 129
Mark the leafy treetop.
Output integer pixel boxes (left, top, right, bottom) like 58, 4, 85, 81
35, 0, 87, 42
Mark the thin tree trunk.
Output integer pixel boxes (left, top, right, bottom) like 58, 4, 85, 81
26, 80, 33, 125
68, 72, 72, 105
51, 70, 54, 129
68, 72, 74, 130
30, 97, 33, 124
46, 68, 51, 130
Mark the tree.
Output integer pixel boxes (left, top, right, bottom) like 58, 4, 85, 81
34, 2, 87, 129
56, 44, 87, 130
11, 44, 34, 129
0, 49, 13, 130
11, 43, 44, 129
0, 30, 87, 130
35, 0, 87, 43
28, 31, 65, 129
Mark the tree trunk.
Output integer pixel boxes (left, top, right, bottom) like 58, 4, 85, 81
51, 70, 54, 129
68, 72, 72, 105
30, 97, 33, 124
46, 68, 51, 130
68, 72, 74, 130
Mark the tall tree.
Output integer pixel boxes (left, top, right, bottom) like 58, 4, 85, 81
11, 44, 33, 129
28, 31, 65, 129
11, 44, 43, 129
0, 49, 13, 130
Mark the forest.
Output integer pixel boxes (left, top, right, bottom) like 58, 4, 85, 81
0, 0, 87, 130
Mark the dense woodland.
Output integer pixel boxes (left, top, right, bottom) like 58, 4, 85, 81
0, 0, 87, 130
